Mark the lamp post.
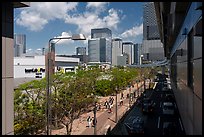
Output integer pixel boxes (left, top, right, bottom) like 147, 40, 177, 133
46, 34, 86, 135
115, 86, 118, 123
128, 82, 131, 108
93, 101, 97, 135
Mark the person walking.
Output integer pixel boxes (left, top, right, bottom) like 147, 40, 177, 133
127, 93, 129, 99
120, 98, 123, 106
104, 100, 108, 109
108, 103, 113, 113
121, 92, 124, 99
87, 116, 92, 128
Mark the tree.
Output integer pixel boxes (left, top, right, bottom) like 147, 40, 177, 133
95, 79, 112, 96
55, 69, 99, 135
14, 78, 46, 135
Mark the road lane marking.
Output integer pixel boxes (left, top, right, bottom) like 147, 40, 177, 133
157, 117, 160, 128
160, 102, 162, 108
179, 118, 184, 131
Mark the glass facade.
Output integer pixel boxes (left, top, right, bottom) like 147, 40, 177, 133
88, 39, 100, 62
14, 34, 26, 57
91, 28, 112, 63
156, 2, 202, 134
143, 2, 160, 40
133, 43, 142, 65
76, 47, 86, 55
142, 2, 164, 62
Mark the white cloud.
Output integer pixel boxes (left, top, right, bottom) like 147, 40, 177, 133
16, 2, 78, 31
86, 2, 109, 14
52, 31, 74, 45
16, 2, 121, 36
16, 2, 122, 47
103, 9, 120, 29
64, 8, 121, 37
16, 10, 48, 31
121, 23, 143, 38
86, 2, 109, 9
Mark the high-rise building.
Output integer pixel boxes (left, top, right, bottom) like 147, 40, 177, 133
122, 42, 134, 65
143, 2, 160, 40
88, 38, 106, 63
133, 43, 142, 65
91, 28, 112, 63
91, 28, 112, 39
117, 55, 126, 66
112, 38, 123, 66
142, 2, 165, 62
76, 47, 86, 55
14, 34, 26, 57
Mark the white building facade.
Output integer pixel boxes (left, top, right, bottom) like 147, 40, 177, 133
122, 42, 134, 65
111, 38, 123, 66
14, 55, 80, 79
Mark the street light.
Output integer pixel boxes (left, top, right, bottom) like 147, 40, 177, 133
115, 86, 118, 123
128, 82, 131, 108
46, 34, 86, 135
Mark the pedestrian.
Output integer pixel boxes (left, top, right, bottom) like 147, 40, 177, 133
98, 103, 101, 111
111, 97, 114, 104
87, 116, 92, 128
96, 104, 99, 111
109, 97, 111, 102
121, 92, 124, 99
108, 103, 112, 113
104, 100, 108, 109
120, 98, 123, 106
127, 93, 129, 99
109, 97, 112, 105
130, 94, 133, 102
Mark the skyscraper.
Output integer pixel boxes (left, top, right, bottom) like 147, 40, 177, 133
112, 38, 123, 66
88, 38, 106, 63
133, 43, 142, 65
143, 2, 160, 40
14, 34, 26, 57
91, 28, 112, 63
122, 42, 134, 65
76, 47, 86, 55
142, 2, 165, 62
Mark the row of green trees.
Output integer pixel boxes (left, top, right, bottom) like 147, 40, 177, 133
14, 66, 156, 135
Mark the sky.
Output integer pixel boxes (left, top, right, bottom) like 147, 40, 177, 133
14, 2, 144, 55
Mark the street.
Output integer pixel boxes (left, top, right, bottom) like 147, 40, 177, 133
110, 74, 185, 135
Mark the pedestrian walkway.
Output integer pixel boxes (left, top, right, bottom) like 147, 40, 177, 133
51, 81, 147, 135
